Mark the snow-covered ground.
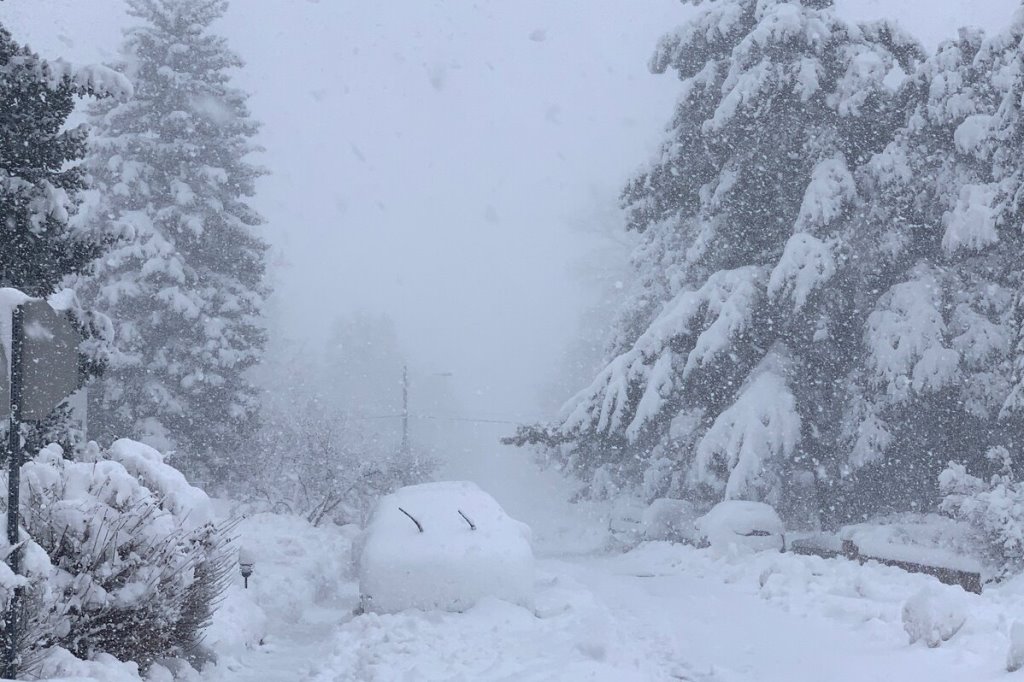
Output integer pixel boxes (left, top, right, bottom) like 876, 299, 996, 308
193, 511, 1024, 682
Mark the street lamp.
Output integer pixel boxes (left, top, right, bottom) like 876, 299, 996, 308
239, 547, 255, 589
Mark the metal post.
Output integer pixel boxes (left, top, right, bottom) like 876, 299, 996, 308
3, 304, 24, 679
401, 365, 410, 457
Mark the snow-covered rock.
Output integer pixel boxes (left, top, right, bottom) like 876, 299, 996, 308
695, 500, 784, 555
356, 481, 534, 613
901, 587, 967, 647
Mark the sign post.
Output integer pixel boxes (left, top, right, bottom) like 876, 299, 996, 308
0, 298, 84, 679
1, 305, 23, 680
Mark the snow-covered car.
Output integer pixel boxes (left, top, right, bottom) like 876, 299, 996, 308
355, 480, 535, 614
606, 497, 648, 547
694, 500, 785, 554
641, 498, 701, 545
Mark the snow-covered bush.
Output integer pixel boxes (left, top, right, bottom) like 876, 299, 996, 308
2, 439, 231, 673
901, 587, 967, 647
243, 398, 435, 527
939, 447, 1024, 576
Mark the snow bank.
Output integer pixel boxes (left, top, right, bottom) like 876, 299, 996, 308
312, 567, 695, 681
356, 481, 534, 613
207, 512, 355, 632
33, 648, 146, 682
201, 583, 268, 653
695, 500, 784, 554
200, 511, 358, 679
605, 539, 1024, 675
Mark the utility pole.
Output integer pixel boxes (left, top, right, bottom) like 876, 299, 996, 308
401, 364, 410, 457
399, 368, 452, 458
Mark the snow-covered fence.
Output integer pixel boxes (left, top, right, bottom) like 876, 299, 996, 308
856, 545, 983, 594
789, 529, 983, 594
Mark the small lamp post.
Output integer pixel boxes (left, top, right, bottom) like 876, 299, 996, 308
239, 547, 255, 589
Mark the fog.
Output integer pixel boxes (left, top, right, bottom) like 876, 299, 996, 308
4, 0, 1017, 525
7, 2, 679, 405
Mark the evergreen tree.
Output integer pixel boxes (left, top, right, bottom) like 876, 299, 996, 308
80, 0, 268, 479
0, 24, 131, 458
0, 25, 129, 295
508, 0, 922, 519
825, 27, 1010, 519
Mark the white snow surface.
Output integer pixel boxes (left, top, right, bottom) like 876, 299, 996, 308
202, 511, 357, 681
198, 512, 1024, 682
42, 492, 1024, 682
355, 481, 535, 614
902, 587, 968, 648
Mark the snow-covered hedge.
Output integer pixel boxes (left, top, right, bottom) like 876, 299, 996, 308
242, 399, 435, 527
0, 439, 231, 675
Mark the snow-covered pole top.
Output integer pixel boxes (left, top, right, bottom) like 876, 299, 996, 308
0, 288, 32, 377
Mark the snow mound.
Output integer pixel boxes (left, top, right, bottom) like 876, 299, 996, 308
695, 500, 784, 555
1008, 620, 1024, 672
201, 512, 358, 679
34, 648, 146, 682
229, 513, 355, 625
902, 587, 967, 647
201, 583, 268, 653
356, 481, 534, 613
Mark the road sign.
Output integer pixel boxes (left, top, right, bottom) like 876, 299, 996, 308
0, 300, 83, 421
2, 298, 85, 678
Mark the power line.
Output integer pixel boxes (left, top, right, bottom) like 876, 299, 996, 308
351, 413, 532, 426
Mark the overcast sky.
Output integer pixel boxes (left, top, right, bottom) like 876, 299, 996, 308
6, 0, 1019, 421
5, 0, 689, 424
